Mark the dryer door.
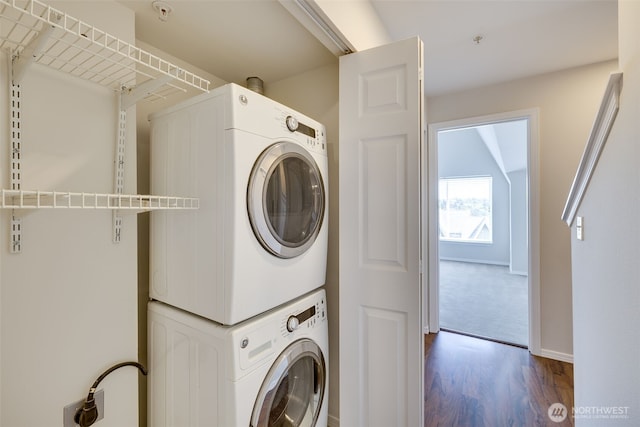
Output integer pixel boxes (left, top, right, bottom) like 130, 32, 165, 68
248, 142, 325, 259
251, 338, 326, 427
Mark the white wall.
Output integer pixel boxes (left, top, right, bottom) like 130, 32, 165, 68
427, 58, 619, 357
508, 169, 528, 274
0, 2, 140, 426
570, 1, 640, 425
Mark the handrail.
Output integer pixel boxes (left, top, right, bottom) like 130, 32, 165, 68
561, 72, 622, 226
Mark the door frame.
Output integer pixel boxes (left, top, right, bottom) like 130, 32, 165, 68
423, 108, 541, 355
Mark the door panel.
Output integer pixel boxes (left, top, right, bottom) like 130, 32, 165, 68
361, 307, 409, 427
360, 136, 408, 269
339, 37, 424, 427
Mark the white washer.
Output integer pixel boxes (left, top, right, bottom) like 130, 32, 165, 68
150, 83, 328, 325
148, 288, 329, 427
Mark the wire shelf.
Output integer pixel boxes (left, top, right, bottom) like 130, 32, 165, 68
0, 0, 210, 97
1, 189, 200, 211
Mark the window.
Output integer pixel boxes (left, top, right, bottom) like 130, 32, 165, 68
439, 176, 492, 243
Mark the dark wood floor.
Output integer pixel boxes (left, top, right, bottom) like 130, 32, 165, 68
425, 331, 574, 427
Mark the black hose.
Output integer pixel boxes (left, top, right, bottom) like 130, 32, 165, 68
75, 361, 148, 427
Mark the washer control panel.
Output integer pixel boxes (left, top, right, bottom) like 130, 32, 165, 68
279, 111, 327, 155
282, 294, 326, 336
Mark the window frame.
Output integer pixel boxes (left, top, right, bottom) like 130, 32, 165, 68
438, 175, 493, 244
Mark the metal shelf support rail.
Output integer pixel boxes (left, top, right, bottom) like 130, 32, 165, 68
1, 190, 200, 211
113, 94, 127, 243
8, 56, 22, 252
1, 0, 207, 252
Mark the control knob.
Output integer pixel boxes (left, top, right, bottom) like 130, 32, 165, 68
286, 316, 300, 332
286, 115, 299, 132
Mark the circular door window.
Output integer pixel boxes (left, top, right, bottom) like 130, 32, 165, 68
248, 142, 325, 259
250, 339, 326, 427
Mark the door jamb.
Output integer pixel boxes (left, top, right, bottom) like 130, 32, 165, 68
423, 108, 541, 355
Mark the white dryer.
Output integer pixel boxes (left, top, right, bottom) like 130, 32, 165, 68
148, 288, 329, 427
150, 83, 328, 325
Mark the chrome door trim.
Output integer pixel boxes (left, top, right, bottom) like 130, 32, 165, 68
251, 338, 326, 427
247, 141, 325, 258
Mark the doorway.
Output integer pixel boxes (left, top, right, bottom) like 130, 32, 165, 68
425, 110, 541, 352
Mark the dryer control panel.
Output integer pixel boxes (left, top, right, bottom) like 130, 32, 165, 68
227, 83, 327, 156
282, 294, 327, 336
279, 111, 327, 156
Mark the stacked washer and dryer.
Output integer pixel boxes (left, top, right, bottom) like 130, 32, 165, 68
148, 83, 329, 427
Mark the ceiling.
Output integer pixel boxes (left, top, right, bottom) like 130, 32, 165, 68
373, 0, 618, 95
116, 0, 618, 96
476, 120, 528, 174
116, 0, 337, 88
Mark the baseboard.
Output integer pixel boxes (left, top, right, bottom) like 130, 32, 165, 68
328, 413, 340, 427
439, 257, 509, 267
540, 348, 574, 363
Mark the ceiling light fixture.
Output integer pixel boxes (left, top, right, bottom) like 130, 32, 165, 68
152, 1, 172, 22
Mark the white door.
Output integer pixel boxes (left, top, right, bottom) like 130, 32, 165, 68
339, 37, 424, 427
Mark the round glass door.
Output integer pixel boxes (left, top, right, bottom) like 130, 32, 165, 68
248, 142, 325, 259
251, 339, 326, 427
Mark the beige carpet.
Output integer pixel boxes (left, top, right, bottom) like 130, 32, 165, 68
439, 260, 528, 347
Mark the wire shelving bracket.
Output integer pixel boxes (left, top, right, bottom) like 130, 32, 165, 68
0, 0, 210, 95
1, 0, 207, 252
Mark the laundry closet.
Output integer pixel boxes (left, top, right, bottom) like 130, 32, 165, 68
0, 3, 143, 426
0, 1, 339, 426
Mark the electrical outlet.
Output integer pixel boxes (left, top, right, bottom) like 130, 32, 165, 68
576, 216, 584, 241
63, 389, 104, 427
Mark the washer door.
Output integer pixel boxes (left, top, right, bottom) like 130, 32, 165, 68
250, 339, 326, 427
248, 142, 325, 259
